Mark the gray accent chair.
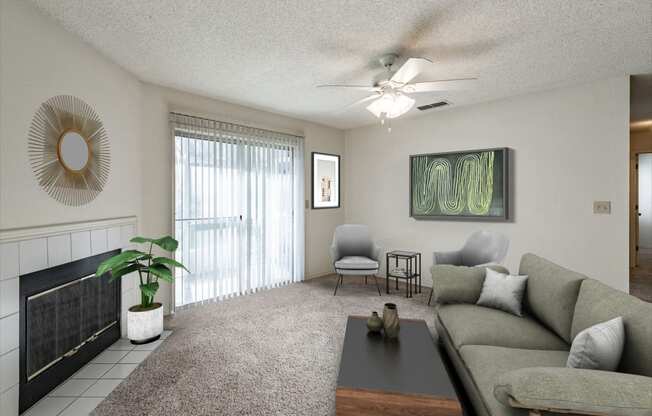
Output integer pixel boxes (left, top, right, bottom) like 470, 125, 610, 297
434, 253, 652, 416
330, 224, 382, 296
428, 230, 509, 305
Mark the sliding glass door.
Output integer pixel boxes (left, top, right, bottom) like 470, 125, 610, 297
171, 113, 304, 308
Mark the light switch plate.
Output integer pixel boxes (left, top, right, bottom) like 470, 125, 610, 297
593, 201, 611, 214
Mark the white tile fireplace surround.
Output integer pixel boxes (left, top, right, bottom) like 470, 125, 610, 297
0, 216, 138, 416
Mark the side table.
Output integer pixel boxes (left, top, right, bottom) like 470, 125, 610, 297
386, 250, 421, 298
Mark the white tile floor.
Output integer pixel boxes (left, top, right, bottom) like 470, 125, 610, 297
23, 330, 171, 416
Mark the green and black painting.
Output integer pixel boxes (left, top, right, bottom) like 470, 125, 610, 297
410, 148, 507, 219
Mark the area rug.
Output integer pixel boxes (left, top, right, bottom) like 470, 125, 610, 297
92, 276, 435, 416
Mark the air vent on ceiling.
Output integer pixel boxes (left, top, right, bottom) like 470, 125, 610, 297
417, 101, 451, 111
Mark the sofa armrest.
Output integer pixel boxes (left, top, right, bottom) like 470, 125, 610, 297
494, 367, 652, 416
431, 264, 508, 304
433, 250, 463, 265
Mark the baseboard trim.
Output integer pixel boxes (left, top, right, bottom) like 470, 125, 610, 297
306, 271, 336, 280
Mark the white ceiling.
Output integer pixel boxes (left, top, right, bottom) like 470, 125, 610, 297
30, 0, 652, 130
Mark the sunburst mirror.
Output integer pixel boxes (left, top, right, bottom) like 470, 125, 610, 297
28, 95, 110, 206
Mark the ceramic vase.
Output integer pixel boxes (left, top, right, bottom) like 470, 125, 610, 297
366, 311, 383, 333
382, 303, 400, 338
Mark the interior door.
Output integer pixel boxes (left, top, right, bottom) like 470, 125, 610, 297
637, 154, 652, 269
633, 155, 639, 268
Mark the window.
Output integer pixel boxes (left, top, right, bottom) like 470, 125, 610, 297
171, 113, 305, 307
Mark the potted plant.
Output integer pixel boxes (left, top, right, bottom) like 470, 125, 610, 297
96, 235, 188, 344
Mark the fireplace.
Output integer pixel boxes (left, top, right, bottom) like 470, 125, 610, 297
19, 250, 121, 413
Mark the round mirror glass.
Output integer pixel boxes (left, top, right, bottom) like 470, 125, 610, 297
59, 131, 89, 171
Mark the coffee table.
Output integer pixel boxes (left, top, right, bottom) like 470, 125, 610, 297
336, 316, 466, 416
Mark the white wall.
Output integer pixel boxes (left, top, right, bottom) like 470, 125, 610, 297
345, 77, 630, 292
0, 2, 145, 410
140, 83, 346, 311
0, 0, 143, 230
0, 0, 346, 318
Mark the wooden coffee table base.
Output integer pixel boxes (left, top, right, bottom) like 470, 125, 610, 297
336, 317, 466, 416
336, 387, 463, 416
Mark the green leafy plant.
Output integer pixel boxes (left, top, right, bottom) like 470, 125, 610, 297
96, 236, 188, 310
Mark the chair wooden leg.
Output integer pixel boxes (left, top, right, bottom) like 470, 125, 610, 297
365, 275, 368, 285
427, 287, 434, 305
334, 274, 343, 296
373, 275, 382, 296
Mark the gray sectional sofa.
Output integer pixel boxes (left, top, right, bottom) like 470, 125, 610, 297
433, 253, 652, 416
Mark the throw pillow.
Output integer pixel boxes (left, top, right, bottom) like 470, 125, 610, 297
476, 268, 528, 316
566, 316, 625, 371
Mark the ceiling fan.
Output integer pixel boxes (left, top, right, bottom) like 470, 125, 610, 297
318, 53, 477, 126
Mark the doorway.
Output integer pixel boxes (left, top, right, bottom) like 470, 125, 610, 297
629, 74, 652, 302
635, 154, 652, 269
631, 142, 652, 302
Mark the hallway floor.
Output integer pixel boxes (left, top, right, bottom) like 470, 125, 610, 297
630, 248, 652, 303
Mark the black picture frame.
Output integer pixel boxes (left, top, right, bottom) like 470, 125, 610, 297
409, 147, 509, 221
311, 152, 341, 209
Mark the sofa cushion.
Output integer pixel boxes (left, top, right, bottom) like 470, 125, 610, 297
334, 256, 378, 270
459, 345, 568, 416
431, 264, 509, 304
437, 304, 568, 351
438, 330, 494, 416
519, 253, 586, 343
571, 279, 652, 377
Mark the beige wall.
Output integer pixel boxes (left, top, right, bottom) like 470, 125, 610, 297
345, 77, 630, 292
140, 84, 346, 311
1, 0, 632, 301
1, 0, 346, 316
0, 0, 143, 230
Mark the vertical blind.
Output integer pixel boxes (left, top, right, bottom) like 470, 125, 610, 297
170, 113, 305, 308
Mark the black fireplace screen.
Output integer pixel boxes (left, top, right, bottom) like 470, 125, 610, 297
20, 250, 121, 413
26, 272, 118, 380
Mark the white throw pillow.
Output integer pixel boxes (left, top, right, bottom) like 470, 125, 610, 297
567, 317, 625, 371
476, 268, 528, 316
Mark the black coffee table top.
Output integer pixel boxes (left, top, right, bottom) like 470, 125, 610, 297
337, 316, 459, 399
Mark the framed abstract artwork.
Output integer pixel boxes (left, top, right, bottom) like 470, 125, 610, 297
410, 148, 509, 220
312, 152, 340, 209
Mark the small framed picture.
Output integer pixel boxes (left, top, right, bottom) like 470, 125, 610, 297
312, 152, 340, 209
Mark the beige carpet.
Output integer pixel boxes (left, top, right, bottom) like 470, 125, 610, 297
92, 276, 435, 416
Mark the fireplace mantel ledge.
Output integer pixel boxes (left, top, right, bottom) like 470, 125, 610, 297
0, 216, 138, 243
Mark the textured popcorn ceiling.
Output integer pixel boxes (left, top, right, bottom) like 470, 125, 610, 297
30, 0, 652, 129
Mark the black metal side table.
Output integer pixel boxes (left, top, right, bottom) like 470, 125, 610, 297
386, 251, 421, 298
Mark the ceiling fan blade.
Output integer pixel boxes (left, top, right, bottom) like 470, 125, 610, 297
334, 94, 381, 113
401, 78, 478, 93
390, 57, 432, 85
317, 84, 379, 92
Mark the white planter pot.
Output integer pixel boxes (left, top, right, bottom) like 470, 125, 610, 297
127, 303, 163, 344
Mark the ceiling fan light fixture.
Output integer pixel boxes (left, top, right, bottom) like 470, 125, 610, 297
366, 92, 415, 119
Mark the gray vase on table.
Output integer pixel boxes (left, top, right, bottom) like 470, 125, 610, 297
366, 311, 383, 333
382, 303, 400, 338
